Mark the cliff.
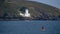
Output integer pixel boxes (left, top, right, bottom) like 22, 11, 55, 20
0, 0, 60, 20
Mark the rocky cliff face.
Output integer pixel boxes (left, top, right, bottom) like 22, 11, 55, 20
0, 0, 60, 20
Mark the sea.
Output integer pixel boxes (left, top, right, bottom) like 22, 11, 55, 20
0, 20, 60, 34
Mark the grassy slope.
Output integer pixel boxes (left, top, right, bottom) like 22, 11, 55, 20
0, 0, 60, 19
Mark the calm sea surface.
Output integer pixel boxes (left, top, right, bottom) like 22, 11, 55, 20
0, 20, 60, 34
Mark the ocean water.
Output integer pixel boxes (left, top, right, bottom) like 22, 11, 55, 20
0, 20, 60, 34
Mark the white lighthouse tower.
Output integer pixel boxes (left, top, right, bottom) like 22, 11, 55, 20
24, 9, 30, 17
20, 8, 31, 17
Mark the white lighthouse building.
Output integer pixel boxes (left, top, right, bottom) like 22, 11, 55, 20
20, 8, 31, 17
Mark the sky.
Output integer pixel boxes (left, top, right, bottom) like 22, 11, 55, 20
29, 0, 60, 9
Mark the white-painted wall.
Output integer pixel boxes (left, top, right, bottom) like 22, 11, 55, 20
20, 9, 31, 17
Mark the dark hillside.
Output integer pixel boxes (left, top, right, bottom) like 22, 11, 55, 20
0, 0, 60, 20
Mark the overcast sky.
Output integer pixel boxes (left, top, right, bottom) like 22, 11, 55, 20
29, 0, 60, 9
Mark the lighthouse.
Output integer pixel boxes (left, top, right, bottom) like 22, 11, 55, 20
20, 8, 31, 17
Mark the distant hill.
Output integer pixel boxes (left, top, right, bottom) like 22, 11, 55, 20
0, 0, 60, 20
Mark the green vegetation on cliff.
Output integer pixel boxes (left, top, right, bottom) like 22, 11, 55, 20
0, 0, 60, 20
